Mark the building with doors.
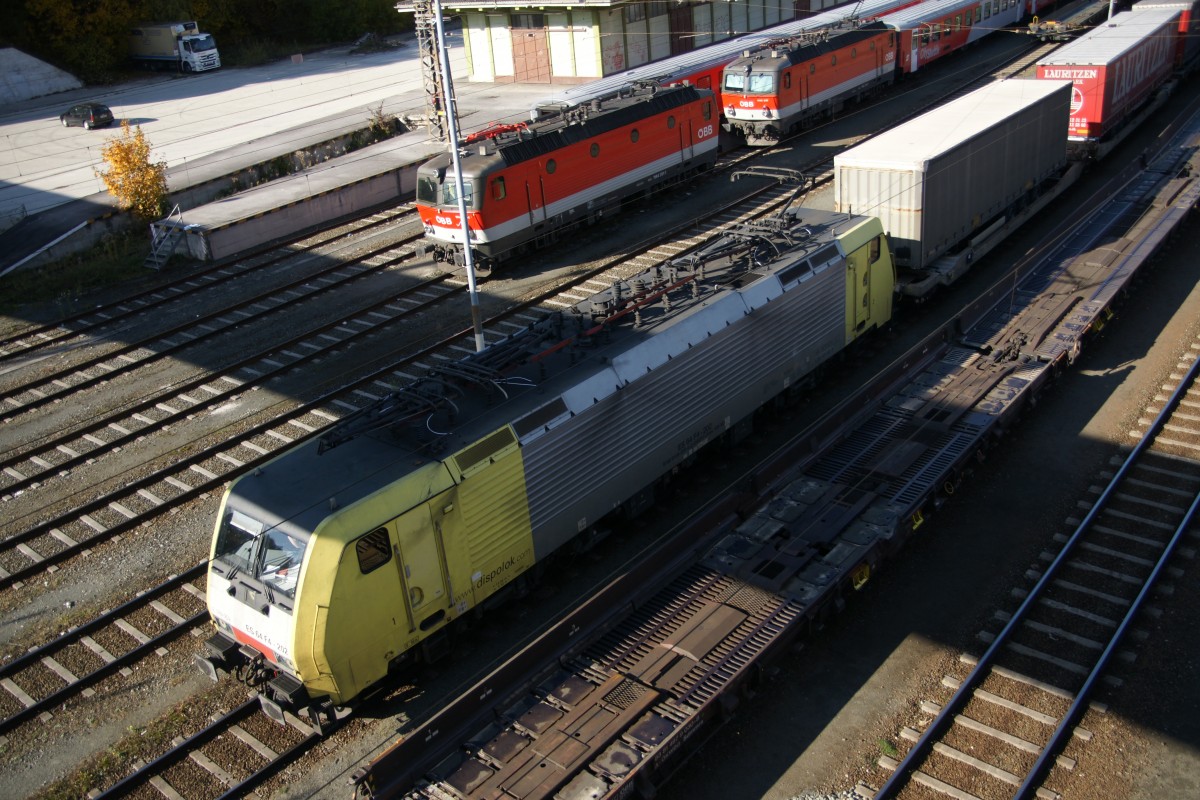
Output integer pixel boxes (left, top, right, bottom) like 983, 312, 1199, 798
396, 0, 852, 83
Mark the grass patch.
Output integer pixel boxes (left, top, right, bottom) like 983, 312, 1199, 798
878, 738, 900, 759
0, 232, 151, 315
32, 699, 205, 800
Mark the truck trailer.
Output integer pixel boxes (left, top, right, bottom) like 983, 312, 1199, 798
130, 21, 221, 73
833, 79, 1072, 285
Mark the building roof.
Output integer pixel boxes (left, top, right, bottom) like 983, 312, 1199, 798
1037, 7, 1181, 65
833, 79, 1071, 168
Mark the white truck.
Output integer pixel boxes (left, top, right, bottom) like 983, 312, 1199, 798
129, 21, 221, 73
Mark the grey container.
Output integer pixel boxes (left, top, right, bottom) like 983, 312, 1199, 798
834, 80, 1072, 271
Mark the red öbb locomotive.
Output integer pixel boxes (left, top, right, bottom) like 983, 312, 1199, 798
722, 0, 1032, 144
416, 82, 718, 270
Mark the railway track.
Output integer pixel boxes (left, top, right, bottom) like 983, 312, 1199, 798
0, 205, 417, 364
90, 695, 321, 800
0, 171, 802, 590
0, 565, 207, 737
0, 10, 1125, 795
0, 231, 425, 417
870, 338, 1200, 800
347, 76, 1200, 800
0, 266, 459, 499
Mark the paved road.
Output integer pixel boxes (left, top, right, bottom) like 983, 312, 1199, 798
0, 38, 442, 227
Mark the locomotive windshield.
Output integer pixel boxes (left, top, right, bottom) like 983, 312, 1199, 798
441, 179, 476, 208
416, 174, 480, 210
723, 71, 775, 94
214, 509, 309, 597
416, 175, 438, 204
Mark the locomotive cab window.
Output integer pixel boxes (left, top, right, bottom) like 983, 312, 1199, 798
416, 176, 438, 204
704, 100, 713, 120
747, 73, 774, 93
491, 176, 506, 200
356, 528, 392, 574
783, 73, 791, 90
214, 508, 264, 573
441, 180, 475, 208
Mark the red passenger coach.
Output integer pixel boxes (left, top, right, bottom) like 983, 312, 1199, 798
416, 83, 719, 269
884, 0, 1027, 73
1036, 7, 1181, 142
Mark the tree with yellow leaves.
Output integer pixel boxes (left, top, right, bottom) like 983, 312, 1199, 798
96, 121, 169, 222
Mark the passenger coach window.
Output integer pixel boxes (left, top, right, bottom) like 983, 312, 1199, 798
356, 528, 391, 574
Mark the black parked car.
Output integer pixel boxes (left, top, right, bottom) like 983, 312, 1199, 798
60, 103, 115, 130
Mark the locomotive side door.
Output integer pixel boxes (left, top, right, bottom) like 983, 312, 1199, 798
525, 173, 547, 227
392, 507, 450, 633
681, 111, 694, 162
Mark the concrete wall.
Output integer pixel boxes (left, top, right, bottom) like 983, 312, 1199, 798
0, 49, 81, 105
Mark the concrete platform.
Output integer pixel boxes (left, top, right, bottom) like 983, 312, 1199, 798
0, 25, 560, 272
158, 79, 553, 262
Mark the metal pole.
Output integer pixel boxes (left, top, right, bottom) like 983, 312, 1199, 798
433, 0, 487, 352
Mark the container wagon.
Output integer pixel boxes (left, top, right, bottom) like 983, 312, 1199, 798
1133, 0, 1200, 70
833, 79, 1072, 293
1035, 7, 1180, 145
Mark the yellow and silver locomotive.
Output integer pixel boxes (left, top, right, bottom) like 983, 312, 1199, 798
197, 198, 895, 726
